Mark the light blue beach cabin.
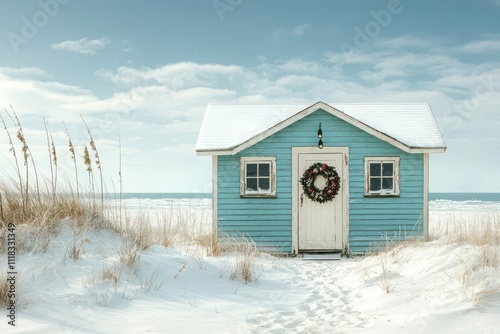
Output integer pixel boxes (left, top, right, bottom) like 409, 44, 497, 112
196, 102, 446, 254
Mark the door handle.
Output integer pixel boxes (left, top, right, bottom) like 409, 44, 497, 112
300, 193, 304, 207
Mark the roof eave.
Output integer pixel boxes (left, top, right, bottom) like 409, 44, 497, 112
196, 148, 236, 156
409, 147, 447, 153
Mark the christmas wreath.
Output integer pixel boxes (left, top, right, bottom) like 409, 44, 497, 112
300, 162, 341, 203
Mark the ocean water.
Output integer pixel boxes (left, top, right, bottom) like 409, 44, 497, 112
113, 192, 500, 212
429, 193, 500, 202
117, 193, 212, 200
429, 193, 500, 211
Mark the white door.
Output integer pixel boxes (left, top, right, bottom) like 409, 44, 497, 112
298, 153, 344, 251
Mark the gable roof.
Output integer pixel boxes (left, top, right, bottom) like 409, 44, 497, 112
196, 101, 447, 155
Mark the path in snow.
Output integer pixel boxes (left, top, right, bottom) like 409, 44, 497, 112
241, 259, 369, 333
240, 241, 500, 334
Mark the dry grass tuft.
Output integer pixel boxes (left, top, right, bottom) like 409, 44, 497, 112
67, 229, 89, 261
378, 255, 395, 293
365, 226, 425, 258
118, 238, 142, 272
14, 224, 52, 254
430, 211, 500, 304
154, 210, 179, 248
0, 112, 115, 258
0, 183, 94, 230
130, 212, 154, 250
140, 267, 164, 292
364, 212, 500, 299
200, 233, 220, 257
0, 182, 102, 257
0, 270, 9, 307
0, 110, 100, 231
115, 204, 216, 256
430, 211, 500, 246
228, 235, 260, 284
171, 207, 212, 251
101, 263, 121, 291
481, 244, 500, 268
454, 249, 500, 305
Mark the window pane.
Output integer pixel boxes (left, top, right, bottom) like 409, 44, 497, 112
246, 163, 257, 177
382, 178, 393, 191
370, 178, 381, 192
259, 163, 270, 177
370, 163, 381, 177
247, 178, 257, 191
259, 178, 270, 191
382, 163, 393, 177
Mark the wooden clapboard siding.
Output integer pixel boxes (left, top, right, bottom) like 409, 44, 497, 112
217, 108, 424, 253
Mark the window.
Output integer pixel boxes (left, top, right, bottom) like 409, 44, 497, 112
364, 157, 400, 196
240, 157, 276, 197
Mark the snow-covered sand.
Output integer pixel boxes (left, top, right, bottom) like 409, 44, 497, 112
1, 198, 499, 333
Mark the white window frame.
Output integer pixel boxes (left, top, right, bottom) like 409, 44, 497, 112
240, 156, 277, 198
364, 156, 400, 197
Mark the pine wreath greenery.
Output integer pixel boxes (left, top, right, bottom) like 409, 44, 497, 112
300, 162, 341, 203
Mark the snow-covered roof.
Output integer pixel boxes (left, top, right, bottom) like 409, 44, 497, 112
196, 101, 446, 155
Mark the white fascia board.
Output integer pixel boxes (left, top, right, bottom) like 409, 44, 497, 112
428, 104, 448, 151
212, 155, 218, 240
423, 153, 429, 240
196, 149, 234, 156
409, 147, 447, 154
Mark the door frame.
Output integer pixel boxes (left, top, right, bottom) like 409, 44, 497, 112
291, 147, 349, 254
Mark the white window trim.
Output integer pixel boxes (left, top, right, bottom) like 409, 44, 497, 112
364, 156, 400, 197
240, 156, 277, 198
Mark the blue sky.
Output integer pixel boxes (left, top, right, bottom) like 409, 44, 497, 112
1, 0, 499, 192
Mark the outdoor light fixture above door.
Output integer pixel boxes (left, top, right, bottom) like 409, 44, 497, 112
318, 122, 323, 149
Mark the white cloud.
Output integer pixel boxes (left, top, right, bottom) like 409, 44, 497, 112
291, 24, 310, 37
0, 75, 97, 122
373, 35, 441, 50
374, 53, 463, 76
357, 68, 408, 84
0, 67, 49, 78
279, 59, 322, 73
325, 49, 392, 65
460, 39, 500, 53
51, 37, 110, 55
96, 62, 253, 90
272, 23, 311, 40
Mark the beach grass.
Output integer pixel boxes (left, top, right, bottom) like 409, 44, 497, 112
0, 111, 261, 292
365, 210, 500, 300
0, 270, 8, 307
